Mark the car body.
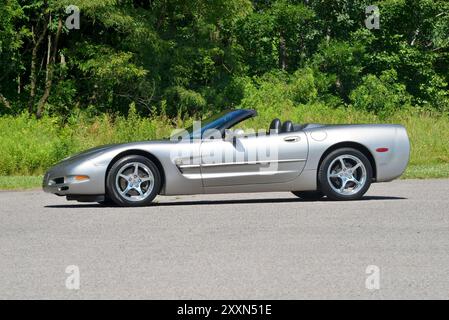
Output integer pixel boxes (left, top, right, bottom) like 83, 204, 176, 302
43, 109, 410, 206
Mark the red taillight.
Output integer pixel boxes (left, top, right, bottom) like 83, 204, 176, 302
376, 148, 389, 153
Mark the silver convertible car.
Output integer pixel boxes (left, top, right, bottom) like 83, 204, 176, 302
43, 109, 410, 206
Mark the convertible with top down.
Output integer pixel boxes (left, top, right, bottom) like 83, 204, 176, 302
43, 109, 410, 206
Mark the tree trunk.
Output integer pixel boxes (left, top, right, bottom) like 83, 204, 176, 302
279, 32, 287, 70
0, 93, 11, 109
36, 16, 63, 118
28, 21, 48, 114
410, 28, 420, 46
45, 29, 52, 84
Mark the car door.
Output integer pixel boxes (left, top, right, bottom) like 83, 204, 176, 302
200, 131, 308, 187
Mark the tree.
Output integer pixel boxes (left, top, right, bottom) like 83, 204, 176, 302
0, 0, 24, 110
236, 0, 317, 74
0, 0, 448, 117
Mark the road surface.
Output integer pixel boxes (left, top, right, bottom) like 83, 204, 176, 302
0, 179, 448, 299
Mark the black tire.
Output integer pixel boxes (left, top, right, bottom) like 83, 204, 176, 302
106, 155, 161, 207
97, 196, 116, 206
291, 190, 324, 201
318, 148, 373, 201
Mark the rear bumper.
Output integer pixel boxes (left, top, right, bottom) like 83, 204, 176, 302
375, 126, 410, 182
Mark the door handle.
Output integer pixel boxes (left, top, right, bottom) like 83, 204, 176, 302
284, 136, 300, 142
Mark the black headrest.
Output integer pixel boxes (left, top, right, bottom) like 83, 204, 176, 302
281, 120, 293, 133
269, 118, 281, 134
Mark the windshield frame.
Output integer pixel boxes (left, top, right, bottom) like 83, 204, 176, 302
176, 109, 257, 140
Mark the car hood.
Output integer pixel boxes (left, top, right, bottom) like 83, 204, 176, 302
59, 139, 176, 163
61, 144, 120, 163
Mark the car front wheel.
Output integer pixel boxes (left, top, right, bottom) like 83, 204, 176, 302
106, 155, 161, 207
318, 148, 372, 201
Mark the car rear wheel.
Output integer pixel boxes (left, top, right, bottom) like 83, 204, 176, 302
291, 191, 324, 201
106, 155, 161, 207
318, 148, 372, 201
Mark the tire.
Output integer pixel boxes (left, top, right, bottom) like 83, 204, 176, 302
97, 196, 116, 206
318, 148, 372, 201
106, 155, 161, 207
292, 191, 324, 201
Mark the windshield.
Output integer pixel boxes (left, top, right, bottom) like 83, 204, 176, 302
174, 109, 249, 139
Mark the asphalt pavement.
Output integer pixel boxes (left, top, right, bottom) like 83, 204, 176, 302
0, 179, 448, 299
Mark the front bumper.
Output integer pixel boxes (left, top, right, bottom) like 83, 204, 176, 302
42, 158, 107, 196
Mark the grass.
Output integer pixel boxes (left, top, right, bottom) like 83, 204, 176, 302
0, 176, 42, 190
402, 163, 449, 179
0, 109, 174, 176
1, 164, 448, 191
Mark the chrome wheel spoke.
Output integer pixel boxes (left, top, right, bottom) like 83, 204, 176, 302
121, 184, 132, 196
329, 172, 341, 179
135, 186, 143, 196
339, 179, 348, 193
119, 174, 129, 181
338, 157, 347, 170
350, 177, 360, 187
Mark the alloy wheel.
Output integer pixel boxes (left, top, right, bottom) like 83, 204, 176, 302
326, 154, 367, 196
115, 162, 155, 202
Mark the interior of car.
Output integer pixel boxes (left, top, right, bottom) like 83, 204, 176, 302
268, 118, 303, 134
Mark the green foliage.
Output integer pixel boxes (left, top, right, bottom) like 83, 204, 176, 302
0, 176, 43, 190
402, 164, 449, 179
290, 68, 319, 104
311, 40, 366, 101
236, 0, 317, 73
165, 86, 207, 116
350, 69, 412, 117
0, 0, 448, 116
0, 0, 25, 102
0, 108, 173, 175
72, 43, 151, 113
0, 113, 63, 175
